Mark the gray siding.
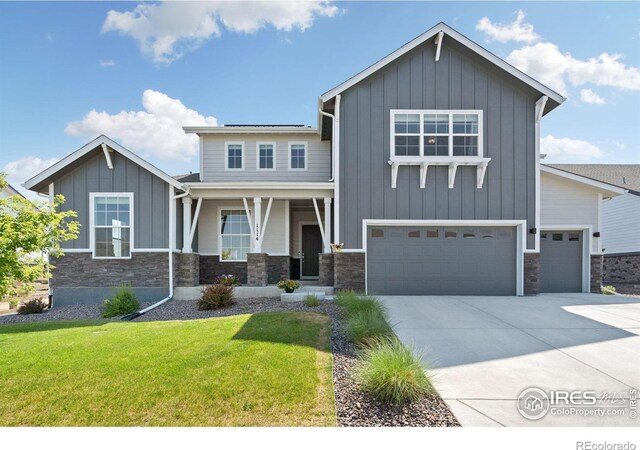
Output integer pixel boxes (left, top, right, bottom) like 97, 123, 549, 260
55, 150, 170, 249
201, 134, 331, 182
339, 38, 538, 249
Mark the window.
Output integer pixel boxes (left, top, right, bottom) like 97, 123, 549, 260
289, 142, 307, 170
568, 232, 580, 242
407, 230, 420, 238
257, 142, 275, 170
552, 233, 563, 241
444, 230, 458, 239
426, 228, 439, 238
91, 193, 133, 259
226, 142, 244, 170
220, 209, 251, 261
371, 228, 384, 238
392, 110, 482, 158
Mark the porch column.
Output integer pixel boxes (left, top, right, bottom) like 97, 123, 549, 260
323, 197, 332, 253
182, 197, 192, 253
253, 197, 262, 253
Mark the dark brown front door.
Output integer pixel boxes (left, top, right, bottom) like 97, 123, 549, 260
301, 225, 322, 277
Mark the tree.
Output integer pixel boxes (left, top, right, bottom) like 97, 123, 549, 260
0, 173, 79, 301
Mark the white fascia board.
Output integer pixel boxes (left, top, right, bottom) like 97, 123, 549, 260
23, 135, 185, 192
186, 181, 335, 190
541, 165, 627, 197
183, 127, 320, 135
320, 22, 564, 107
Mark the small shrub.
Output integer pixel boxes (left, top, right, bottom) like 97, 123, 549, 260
102, 286, 140, 318
198, 284, 235, 310
214, 274, 239, 286
346, 308, 393, 345
17, 298, 48, 315
277, 279, 301, 293
336, 291, 386, 316
602, 285, 616, 295
303, 294, 321, 307
354, 336, 434, 405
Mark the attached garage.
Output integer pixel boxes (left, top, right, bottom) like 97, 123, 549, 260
540, 230, 584, 293
366, 225, 518, 296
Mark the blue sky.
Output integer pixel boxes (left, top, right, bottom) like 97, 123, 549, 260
1, 1, 639, 196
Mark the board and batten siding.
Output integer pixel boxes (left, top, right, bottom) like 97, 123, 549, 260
201, 134, 331, 182
602, 193, 640, 254
55, 150, 169, 250
540, 171, 600, 253
338, 38, 539, 249
198, 199, 287, 255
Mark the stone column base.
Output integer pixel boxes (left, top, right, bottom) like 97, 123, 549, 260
267, 256, 290, 284
524, 253, 540, 295
591, 255, 603, 293
174, 252, 200, 287
318, 253, 334, 286
333, 252, 365, 292
247, 253, 269, 287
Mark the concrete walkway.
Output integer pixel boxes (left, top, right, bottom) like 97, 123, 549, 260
379, 293, 640, 426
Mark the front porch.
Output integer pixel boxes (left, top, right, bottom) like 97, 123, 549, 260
173, 182, 336, 292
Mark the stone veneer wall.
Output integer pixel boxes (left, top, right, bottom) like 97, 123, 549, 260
267, 256, 290, 284
51, 252, 169, 288
603, 253, 640, 284
318, 253, 334, 286
590, 255, 603, 293
524, 253, 540, 295
333, 252, 365, 291
174, 253, 199, 287
247, 253, 268, 286
199, 255, 247, 284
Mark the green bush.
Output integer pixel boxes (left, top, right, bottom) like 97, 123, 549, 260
346, 308, 393, 345
198, 284, 235, 311
354, 336, 434, 405
336, 291, 384, 316
101, 286, 140, 318
17, 298, 48, 315
602, 285, 616, 295
303, 294, 321, 307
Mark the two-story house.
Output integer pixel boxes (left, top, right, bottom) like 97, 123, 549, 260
23, 23, 625, 306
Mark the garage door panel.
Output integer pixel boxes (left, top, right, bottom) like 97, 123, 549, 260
367, 226, 516, 296
540, 230, 583, 293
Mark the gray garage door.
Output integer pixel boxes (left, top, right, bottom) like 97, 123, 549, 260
540, 230, 583, 293
367, 226, 517, 295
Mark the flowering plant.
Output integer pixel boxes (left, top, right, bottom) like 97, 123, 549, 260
330, 243, 344, 253
277, 279, 301, 293
214, 274, 240, 286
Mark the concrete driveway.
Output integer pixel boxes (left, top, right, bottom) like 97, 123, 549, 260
379, 293, 640, 426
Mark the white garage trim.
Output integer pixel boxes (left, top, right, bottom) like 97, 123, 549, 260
362, 219, 527, 296
541, 225, 592, 293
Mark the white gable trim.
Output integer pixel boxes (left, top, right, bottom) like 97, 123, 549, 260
23, 135, 185, 192
320, 22, 564, 106
541, 165, 626, 197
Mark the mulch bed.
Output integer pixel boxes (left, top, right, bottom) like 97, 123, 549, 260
0, 296, 459, 426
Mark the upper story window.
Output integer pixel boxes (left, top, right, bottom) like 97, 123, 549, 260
226, 142, 244, 170
91, 193, 133, 259
257, 142, 276, 170
391, 110, 483, 158
289, 142, 307, 170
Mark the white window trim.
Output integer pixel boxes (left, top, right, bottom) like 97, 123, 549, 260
390, 109, 484, 160
225, 141, 245, 171
89, 192, 134, 260
217, 206, 251, 262
288, 141, 308, 171
256, 141, 277, 171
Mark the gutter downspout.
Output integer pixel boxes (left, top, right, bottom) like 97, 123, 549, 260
319, 107, 336, 182
318, 94, 340, 243
122, 186, 189, 320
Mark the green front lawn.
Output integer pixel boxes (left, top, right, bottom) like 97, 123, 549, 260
0, 312, 335, 426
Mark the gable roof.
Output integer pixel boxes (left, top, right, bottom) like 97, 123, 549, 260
1, 183, 26, 199
320, 22, 565, 113
546, 164, 640, 195
23, 135, 185, 193
541, 165, 627, 197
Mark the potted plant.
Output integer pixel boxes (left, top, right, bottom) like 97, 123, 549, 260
277, 279, 301, 294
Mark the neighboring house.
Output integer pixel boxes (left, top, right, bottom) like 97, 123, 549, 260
546, 164, 640, 291
23, 23, 625, 306
1, 183, 26, 200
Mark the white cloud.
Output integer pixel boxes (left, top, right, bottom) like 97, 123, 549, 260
99, 59, 116, 67
541, 135, 604, 161
3, 156, 59, 193
507, 42, 570, 94
476, 10, 540, 43
579, 88, 605, 105
102, 1, 339, 64
65, 89, 218, 161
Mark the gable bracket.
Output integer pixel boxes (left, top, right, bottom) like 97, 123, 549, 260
101, 143, 113, 170
476, 161, 489, 188
448, 162, 459, 189
434, 31, 444, 62
419, 163, 430, 188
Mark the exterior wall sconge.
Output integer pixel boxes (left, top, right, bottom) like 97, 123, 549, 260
593, 231, 601, 238
529, 228, 537, 234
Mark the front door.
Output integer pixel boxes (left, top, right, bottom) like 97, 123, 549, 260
301, 225, 322, 278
